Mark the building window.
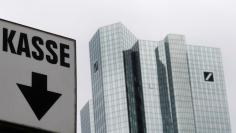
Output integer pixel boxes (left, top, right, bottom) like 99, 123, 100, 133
204, 72, 214, 82
94, 61, 98, 73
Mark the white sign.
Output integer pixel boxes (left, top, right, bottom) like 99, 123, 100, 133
0, 19, 76, 133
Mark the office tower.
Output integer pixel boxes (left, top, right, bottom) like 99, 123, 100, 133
80, 100, 94, 133
81, 23, 231, 133
88, 23, 137, 133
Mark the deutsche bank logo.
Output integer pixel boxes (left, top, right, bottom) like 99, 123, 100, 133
204, 72, 214, 82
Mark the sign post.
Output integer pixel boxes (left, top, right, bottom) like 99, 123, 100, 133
0, 19, 76, 133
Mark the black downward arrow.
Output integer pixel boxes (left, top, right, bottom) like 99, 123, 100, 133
17, 72, 62, 120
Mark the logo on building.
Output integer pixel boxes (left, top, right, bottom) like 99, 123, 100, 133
204, 72, 214, 82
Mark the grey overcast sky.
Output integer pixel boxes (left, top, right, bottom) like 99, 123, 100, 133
0, 0, 236, 132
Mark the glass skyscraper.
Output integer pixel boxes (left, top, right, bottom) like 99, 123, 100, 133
81, 23, 231, 133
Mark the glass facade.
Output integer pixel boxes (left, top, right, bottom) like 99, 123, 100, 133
81, 100, 95, 133
89, 23, 137, 133
123, 48, 146, 133
187, 46, 231, 133
136, 41, 164, 133
81, 23, 231, 133
164, 35, 196, 133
